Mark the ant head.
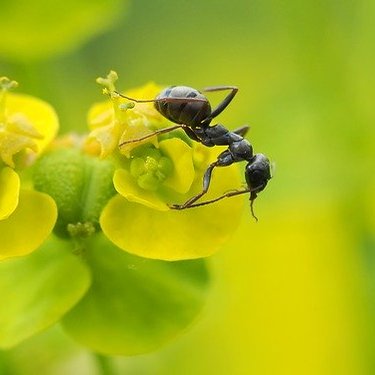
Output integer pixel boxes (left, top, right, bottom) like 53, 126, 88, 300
245, 153, 272, 193
245, 153, 272, 221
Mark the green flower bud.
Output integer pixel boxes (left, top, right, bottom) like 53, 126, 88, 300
32, 148, 116, 238
130, 157, 146, 178
158, 156, 173, 178
137, 173, 160, 191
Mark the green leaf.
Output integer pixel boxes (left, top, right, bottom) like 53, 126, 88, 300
0, 237, 91, 349
0, 190, 57, 261
0, 0, 128, 61
62, 234, 209, 355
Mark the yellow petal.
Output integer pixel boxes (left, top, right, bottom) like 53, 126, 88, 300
87, 101, 114, 130
159, 138, 195, 194
118, 115, 159, 157
0, 131, 38, 168
113, 168, 169, 211
7, 113, 43, 138
124, 82, 161, 101
0, 167, 20, 220
0, 190, 57, 261
86, 123, 119, 158
6, 93, 59, 154
102, 163, 244, 260
123, 82, 165, 121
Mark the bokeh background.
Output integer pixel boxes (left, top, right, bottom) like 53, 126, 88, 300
1, 0, 375, 374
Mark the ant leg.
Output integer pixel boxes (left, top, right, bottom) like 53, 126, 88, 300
172, 188, 250, 208
183, 126, 202, 142
170, 187, 259, 222
119, 124, 186, 146
249, 191, 259, 222
170, 161, 219, 209
171, 149, 235, 209
200, 86, 238, 125
233, 125, 250, 137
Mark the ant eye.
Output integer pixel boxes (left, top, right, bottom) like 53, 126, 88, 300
187, 91, 197, 98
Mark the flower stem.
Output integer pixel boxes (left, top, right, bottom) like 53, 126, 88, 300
94, 353, 117, 375
0, 351, 12, 374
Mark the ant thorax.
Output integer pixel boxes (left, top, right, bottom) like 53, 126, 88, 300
229, 138, 253, 161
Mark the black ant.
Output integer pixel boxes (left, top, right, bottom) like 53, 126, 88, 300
116, 85, 271, 221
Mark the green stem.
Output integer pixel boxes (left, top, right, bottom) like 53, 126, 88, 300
0, 351, 12, 374
94, 353, 117, 375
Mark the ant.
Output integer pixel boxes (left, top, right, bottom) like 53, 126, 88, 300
116, 85, 271, 221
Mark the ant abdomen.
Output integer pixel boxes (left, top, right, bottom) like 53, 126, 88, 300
155, 86, 211, 128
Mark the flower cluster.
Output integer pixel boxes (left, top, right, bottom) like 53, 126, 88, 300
0, 77, 58, 260
0, 72, 244, 355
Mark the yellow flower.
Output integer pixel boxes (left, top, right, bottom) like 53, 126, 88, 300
86, 72, 165, 158
0, 77, 58, 260
87, 72, 244, 260
0, 74, 211, 356
0, 77, 58, 169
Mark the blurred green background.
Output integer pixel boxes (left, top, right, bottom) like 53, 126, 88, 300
1, 0, 375, 374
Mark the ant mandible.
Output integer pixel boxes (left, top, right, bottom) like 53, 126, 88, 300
116, 85, 271, 221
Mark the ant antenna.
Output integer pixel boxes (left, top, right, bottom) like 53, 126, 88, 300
170, 187, 261, 222
114, 91, 156, 103
249, 191, 259, 222
114, 91, 207, 104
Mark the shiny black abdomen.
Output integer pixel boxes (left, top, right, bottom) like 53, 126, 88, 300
154, 86, 212, 128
